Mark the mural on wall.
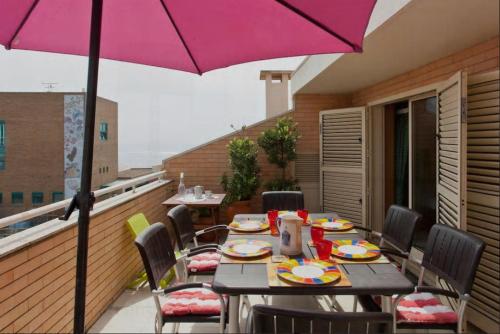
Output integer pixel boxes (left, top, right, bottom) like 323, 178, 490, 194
64, 95, 84, 199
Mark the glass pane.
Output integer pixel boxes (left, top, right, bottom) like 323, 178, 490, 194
411, 96, 437, 249
12, 192, 23, 204
32, 192, 44, 204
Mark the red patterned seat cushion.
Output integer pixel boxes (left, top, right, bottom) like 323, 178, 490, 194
187, 252, 221, 272
396, 292, 458, 324
161, 288, 225, 316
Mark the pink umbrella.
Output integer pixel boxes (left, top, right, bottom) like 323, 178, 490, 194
0, 0, 375, 332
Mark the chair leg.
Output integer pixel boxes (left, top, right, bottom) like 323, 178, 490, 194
353, 296, 358, 312
261, 295, 269, 305
154, 314, 162, 334
172, 322, 180, 334
241, 295, 252, 318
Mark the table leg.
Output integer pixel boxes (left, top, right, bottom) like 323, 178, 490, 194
381, 295, 391, 312
228, 295, 240, 333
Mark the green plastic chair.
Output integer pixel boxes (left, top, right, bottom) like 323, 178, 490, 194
126, 213, 176, 289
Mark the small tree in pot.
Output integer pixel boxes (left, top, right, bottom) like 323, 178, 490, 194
258, 116, 300, 190
221, 135, 260, 221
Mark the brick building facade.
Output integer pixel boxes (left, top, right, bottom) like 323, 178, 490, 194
0, 93, 118, 218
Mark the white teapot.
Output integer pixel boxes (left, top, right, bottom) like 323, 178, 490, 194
277, 213, 303, 256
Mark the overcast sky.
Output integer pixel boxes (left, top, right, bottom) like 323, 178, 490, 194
0, 47, 303, 170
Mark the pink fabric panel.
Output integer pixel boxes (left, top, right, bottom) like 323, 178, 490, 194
283, 0, 376, 47
0, 0, 35, 47
164, 0, 354, 72
396, 293, 458, 324
0, 0, 375, 74
161, 288, 224, 316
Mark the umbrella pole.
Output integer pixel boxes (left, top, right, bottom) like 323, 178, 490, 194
73, 0, 103, 333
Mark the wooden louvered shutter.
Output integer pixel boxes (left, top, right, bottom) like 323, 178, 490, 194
466, 70, 500, 333
320, 107, 366, 227
436, 71, 467, 228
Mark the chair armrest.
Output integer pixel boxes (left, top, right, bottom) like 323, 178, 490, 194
355, 226, 382, 238
415, 286, 460, 299
153, 282, 215, 295
186, 247, 221, 258
189, 243, 221, 251
380, 247, 409, 259
195, 224, 228, 236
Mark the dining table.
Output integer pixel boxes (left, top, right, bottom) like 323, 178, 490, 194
212, 213, 415, 333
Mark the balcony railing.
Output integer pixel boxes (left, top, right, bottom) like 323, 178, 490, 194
0, 171, 174, 333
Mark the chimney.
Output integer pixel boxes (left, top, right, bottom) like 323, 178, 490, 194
260, 70, 292, 119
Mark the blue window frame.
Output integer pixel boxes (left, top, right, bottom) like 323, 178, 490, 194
0, 120, 5, 170
11, 192, 23, 205
99, 122, 108, 141
32, 192, 44, 205
52, 192, 64, 203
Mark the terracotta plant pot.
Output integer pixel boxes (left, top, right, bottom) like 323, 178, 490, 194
226, 200, 252, 222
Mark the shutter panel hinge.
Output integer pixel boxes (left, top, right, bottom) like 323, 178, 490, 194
461, 97, 467, 123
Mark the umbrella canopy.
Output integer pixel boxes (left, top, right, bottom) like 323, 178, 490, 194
1, 0, 375, 74
0, 1, 375, 333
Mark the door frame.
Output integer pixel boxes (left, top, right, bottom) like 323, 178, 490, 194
366, 85, 440, 232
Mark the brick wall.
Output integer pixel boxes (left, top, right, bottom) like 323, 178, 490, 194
0, 93, 118, 218
0, 181, 174, 333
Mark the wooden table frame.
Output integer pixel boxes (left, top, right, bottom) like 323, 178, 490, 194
212, 213, 414, 333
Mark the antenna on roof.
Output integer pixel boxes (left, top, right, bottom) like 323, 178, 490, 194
41, 82, 58, 92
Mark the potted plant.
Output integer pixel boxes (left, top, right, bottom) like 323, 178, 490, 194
221, 135, 260, 222
258, 116, 300, 190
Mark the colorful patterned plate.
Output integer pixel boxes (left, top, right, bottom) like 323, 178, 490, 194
222, 239, 272, 258
312, 218, 354, 231
229, 220, 270, 232
277, 258, 341, 285
331, 240, 381, 260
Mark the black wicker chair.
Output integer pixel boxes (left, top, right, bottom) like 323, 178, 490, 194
167, 204, 228, 250
391, 223, 485, 333
134, 223, 226, 334
246, 304, 393, 334
262, 191, 304, 213
351, 205, 422, 312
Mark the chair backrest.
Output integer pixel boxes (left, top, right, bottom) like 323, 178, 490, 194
247, 305, 393, 334
167, 204, 196, 250
126, 213, 151, 238
134, 223, 177, 291
381, 205, 422, 253
262, 191, 304, 213
423, 224, 485, 295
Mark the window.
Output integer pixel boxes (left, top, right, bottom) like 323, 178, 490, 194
32, 192, 44, 205
0, 120, 5, 170
99, 122, 108, 141
11, 192, 23, 205
52, 192, 64, 202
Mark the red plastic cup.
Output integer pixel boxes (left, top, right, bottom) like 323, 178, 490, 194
316, 239, 333, 261
297, 209, 309, 225
267, 210, 279, 236
310, 226, 324, 246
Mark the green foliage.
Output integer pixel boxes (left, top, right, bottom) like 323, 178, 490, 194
221, 137, 260, 203
258, 117, 300, 190
265, 178, 300, 191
